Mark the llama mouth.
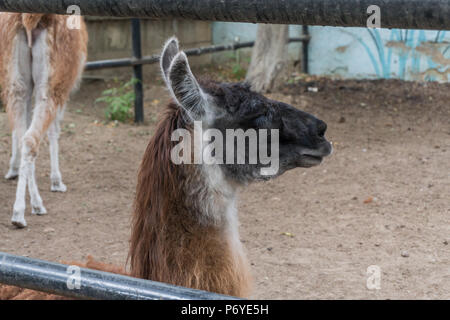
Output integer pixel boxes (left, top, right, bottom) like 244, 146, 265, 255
304, 154, 323, 161
301, 141, 333, 162
288, 153, 324, 169
302, 154, 323, 165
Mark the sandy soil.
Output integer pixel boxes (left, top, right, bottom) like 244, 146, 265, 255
0, 76, 449, 299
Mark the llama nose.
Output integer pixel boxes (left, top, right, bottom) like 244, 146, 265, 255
316, 119, 327, 137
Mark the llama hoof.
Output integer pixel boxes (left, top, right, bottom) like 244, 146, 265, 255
32, 205, 47, 216
51, 181, 67, 193
5, 170, 19, 180
11, 212, 27, 228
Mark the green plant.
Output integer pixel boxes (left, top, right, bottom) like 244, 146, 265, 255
231, 63, 247, 81
95, 78, 138, 122
228, 50, 246, 81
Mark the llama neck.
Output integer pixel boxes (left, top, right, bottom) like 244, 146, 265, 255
129, 104, 251, 297
194, 163, 239, 226
173, 162, 243, 255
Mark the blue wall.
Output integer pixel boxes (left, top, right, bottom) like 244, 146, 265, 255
212, 23, 450, 82
212, 22, 303, 60
309, 27, 449, 82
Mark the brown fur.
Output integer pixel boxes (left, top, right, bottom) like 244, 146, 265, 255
1, 12, 88, 229
0, 13, 87, 152
21, 13, 44, 48
0, 13, 22, 107
128, 103, 251, 297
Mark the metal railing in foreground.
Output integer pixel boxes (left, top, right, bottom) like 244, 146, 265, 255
0, 0, 449, 30
0, 252, 239, 300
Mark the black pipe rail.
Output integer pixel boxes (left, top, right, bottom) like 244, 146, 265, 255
85, 37, 310, 71
301, 26, 310, 74
0, 0, 449, 30
131, 18, 144, 123
0, 252, 239, 300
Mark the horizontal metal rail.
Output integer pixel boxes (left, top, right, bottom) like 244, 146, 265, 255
0, 0, 449, 30
0, 252, 239, 300
85, 37, 310, 71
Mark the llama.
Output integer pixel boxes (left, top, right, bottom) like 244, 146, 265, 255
128, 38, 333, 297
0, 13, 88, 228
0, 37, 331, 299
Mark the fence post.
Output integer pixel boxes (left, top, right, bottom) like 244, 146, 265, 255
302, 26, 309, 74
132, 18, 144, 123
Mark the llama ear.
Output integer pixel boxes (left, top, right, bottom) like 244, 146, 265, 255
160, 37, 179, 84
167, 51, 207, 118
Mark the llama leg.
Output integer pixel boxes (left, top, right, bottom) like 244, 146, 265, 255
12, 151, 30, 227
10, 117, 30, 227
5, 80, 33, 181
5, 31, 34, 181
5, 130, 21, 180
25, 27, 58, 216
48, 106, 66, 192
14, 94, 49, 221
14, 121, 48, 224
12, 28, 55, 226
28, 160, 47, 215
7, 30, 33, 228
20, 96, 56, 218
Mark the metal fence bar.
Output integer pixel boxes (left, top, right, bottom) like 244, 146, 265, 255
0, 252, 240, 300
0, 0, 449, 30
131, 18, 144, 123
302, 26, 310, 74
85, 37, 310, 71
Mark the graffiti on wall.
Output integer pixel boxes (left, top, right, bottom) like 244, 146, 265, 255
349, 29, 449, 82
212, 23, 449, 82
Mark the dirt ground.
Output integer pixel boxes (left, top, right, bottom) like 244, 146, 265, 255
0, 73, 449, 299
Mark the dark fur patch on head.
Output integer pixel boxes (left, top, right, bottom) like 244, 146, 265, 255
199, 79, 266, 117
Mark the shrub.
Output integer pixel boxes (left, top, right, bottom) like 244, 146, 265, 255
96, 78, 138, 122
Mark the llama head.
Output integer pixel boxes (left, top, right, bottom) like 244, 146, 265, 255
161, 37, 332, 183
